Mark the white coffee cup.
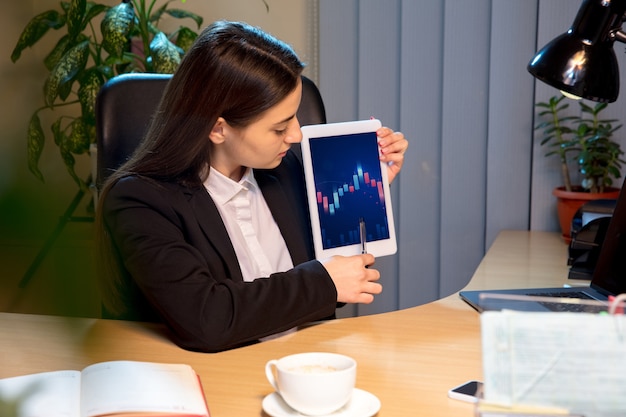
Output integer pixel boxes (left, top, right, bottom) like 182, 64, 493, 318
265, 352, 356, 415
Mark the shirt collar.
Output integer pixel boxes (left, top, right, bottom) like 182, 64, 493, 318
205, 166, 259, 205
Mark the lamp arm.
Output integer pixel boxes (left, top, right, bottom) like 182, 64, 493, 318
610, 29, 626, 43
609, 12, 626, 43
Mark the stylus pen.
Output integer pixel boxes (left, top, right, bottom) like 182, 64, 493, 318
359, 217, 367, 254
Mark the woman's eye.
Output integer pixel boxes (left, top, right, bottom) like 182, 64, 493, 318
275, 129, 287, 135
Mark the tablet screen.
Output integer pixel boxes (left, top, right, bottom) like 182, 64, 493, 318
301, 119, 397, 258
309, 131, 390, 249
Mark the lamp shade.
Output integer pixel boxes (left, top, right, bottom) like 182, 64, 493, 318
528, 33, 619, 102
527, 0, 626, 103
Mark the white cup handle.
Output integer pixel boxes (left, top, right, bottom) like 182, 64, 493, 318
265, 360, 280, 393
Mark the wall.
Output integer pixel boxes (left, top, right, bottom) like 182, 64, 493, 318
318, 0, 626, 317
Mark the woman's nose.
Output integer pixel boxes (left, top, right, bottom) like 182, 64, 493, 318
286, 117, 303, 143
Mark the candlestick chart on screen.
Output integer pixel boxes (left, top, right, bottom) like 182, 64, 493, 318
309, 132, 391, 250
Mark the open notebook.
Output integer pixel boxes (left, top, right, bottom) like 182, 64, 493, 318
460, 179, 626, 313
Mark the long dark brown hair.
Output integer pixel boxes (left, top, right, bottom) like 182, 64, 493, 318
96, 20, 304, 316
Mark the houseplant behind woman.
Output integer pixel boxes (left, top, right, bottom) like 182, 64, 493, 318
535, 95, 625, 242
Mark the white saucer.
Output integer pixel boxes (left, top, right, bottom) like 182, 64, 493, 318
262, 388, 380, 417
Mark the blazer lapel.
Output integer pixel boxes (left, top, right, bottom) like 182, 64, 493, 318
255, 170, 312, 266
184, 185, 244, 281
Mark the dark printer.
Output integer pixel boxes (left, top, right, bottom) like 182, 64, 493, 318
568, 199, 616, 280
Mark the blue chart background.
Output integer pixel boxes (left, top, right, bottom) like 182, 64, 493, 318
309, 132, 391, 249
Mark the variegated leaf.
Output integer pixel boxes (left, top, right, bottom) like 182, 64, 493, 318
51, 118, 64, 147
149, 3, 168, 23
27, 113, 45, 182
150, 32, 182, 74
84, 3, 109, 24
44, 40, 90, 106
66, 117, 93, 154
101, 1, 134, 57
58, 144, 84, 189
67, 0, 87, 38
44, 34, 71, 71
57, 77, 74, 101
11, 10, 64, 62
44, 33, 88, 71
78, 70, 103, 125
175, 27, 197, 52
164, 9, 203, 28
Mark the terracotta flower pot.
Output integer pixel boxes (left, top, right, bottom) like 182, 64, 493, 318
552, 186, 621, 243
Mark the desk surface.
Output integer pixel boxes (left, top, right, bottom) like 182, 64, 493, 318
0, 231, 572, 416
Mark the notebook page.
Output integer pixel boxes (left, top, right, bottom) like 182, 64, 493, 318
0, 370, 81, 417
80, 361, 208, 417
481, 310, 626, 417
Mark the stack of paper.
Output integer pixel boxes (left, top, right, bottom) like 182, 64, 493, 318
481, 310, 626, 417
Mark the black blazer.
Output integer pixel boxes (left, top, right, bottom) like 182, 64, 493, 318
102, 151, 338, 352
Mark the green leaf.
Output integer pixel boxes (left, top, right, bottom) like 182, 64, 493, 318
27, 113, 46, 182
175, 27, 198, 52
77, 70, 103, 125
67, 0, 87, 39
98, 59, 120, 78
44, 34, 72, 71
54, 118, 88, 190
149, 32, 182, 74
609, 166, 621, 178
51, 118, 64, 147
11, 10, 65, 62
44, 40, 90, 106
83, 3, 109, 28
149, 3, 168, 23
101, 1, 135, 57
164, 9, 203, 28
57, 76, 74, 101
59, 144, 85, 189
100, 50, 135, 72
66, 117, 93, 154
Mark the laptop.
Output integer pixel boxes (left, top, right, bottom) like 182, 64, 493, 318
460, 178, 626, 313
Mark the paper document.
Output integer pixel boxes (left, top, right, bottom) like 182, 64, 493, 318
481, 310, 626, 417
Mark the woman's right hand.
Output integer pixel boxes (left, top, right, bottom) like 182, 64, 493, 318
320, 254, 382, 304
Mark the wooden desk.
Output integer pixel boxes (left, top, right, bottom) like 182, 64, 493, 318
0, 231, 570, 416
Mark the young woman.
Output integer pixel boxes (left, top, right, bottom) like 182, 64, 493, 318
96, 20, 408, 352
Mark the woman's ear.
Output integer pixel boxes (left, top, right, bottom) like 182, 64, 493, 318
209, 117, 228, 144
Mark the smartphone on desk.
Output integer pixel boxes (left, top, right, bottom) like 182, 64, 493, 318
448, 380, 483, 403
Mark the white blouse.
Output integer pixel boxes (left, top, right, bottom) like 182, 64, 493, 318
204, 167, 294, 282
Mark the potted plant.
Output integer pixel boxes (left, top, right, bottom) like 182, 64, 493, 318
10, 0, 204, 196
535, 95, 625, 241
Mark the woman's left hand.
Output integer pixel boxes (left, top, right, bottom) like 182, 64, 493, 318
377, 127, 408, 184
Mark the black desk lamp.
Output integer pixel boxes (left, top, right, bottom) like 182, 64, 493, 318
528, 0, 626, 103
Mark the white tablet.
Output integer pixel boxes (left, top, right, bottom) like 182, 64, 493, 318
300, 119, 397, 258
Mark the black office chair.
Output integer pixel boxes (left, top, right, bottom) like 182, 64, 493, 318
95, 73, 326, 191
